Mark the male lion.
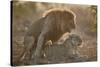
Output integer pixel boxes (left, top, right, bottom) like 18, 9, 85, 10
20, 8, 76, 64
